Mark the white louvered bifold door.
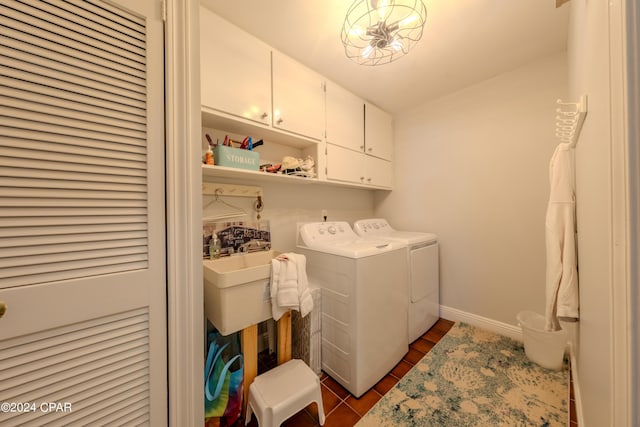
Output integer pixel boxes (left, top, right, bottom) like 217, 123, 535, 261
0, 0, 167, 425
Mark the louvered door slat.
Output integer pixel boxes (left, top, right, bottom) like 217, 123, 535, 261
0, 230, 147, 249
0, 116, 145, 148
91, 404, 149, 427
0, 308, 147, 352
0, 167, 146, 186
0, 6, 145, 72
0, 221, 146, 238
5, 346, 148, 397
1, 54, 145, 102
0, 41, 145, 94
0, 76, 146, 118
58, 0, 145, 42
2, 177, 146, 193
2, 96, 147, 133
0, 106, 146, 140
0, 242, 147, 270
0, 242, 149, 263
8, 0, 146, 55
1, 258, 149, 287
1, 135, 146, 162
0, 217, 147, 231
0, 64, 145, 110
2, 85, 147, 126
0, 158, 146, 179
66, 390, 149, 427
0, 308, 151, 425
0, 146, 145, 170
0, 206, 147, 219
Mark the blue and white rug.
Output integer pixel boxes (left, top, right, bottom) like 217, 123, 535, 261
357, 322, 569, 427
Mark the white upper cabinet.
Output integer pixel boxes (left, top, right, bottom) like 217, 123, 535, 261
364, 102, 393, 160
271, 51, 324, 141
200, 7, 271, 125
326, 143, 365, 184
326, 143, 393, 189
325, 81, 364, 152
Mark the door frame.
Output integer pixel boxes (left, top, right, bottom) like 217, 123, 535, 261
609, 0, 639, 425
165, 0, 204, 425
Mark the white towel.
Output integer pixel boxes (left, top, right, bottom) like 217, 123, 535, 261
270, 253, 314, 321
545, 143, 579, 331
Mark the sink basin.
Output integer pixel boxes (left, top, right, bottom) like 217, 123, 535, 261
203, 250, 279, 335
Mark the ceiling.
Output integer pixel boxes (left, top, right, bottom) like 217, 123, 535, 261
200, 0, 569, 114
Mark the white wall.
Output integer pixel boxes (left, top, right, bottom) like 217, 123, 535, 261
202, 178, 374, 252
567, 1, 614, 425
375, 52, 568, 326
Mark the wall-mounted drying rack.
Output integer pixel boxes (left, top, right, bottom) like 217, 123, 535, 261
555, 95, 588, 147
202, 183, 264, 221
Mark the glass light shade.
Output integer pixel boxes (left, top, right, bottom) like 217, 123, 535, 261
341, 0, 427, 66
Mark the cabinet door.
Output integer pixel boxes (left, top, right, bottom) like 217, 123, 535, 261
272, 51, 324, 140
364, 155, 393, 188
200, 8, 271, 125
326, 81, 364, 152
326, 143, 365, 184
364, 102, 393, 160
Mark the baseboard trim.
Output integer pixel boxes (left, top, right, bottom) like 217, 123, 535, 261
439, 305, 522, 341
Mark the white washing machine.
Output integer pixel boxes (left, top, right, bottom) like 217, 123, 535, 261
354, 218, 439, 343
297, 221, 408, 397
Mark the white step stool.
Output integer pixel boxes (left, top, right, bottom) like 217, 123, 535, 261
245, 359, 325, 427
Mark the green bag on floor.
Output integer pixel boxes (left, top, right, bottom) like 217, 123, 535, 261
204, 331, 243, 425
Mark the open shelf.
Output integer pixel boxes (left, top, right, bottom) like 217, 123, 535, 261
202, 165, 392, 191
202, 165, 318, 184
201, 107, 319, 149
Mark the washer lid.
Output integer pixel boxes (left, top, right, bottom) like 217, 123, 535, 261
298, 221, 405, 258
384, 231, 438, 245
354, 218, 437, 244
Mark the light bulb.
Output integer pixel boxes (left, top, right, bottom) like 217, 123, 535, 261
348, 26, 365, 37
399, 13, 418, 28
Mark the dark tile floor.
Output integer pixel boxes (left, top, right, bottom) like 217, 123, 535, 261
245, 318, 455, 427
244, 318, 578, 427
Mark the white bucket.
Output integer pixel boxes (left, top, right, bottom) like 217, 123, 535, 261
517, 311, 567, 371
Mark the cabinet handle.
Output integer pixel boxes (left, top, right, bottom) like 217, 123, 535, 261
360, 176, 365, 181
360, 145, 364, 150
367, 147, 373, 152
0, 301, 6, 319
261, 112, 268, 119
367, 178, 372, 182
276, 118, 284, 125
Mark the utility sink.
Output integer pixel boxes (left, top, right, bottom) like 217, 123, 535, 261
203, 250, 279, 335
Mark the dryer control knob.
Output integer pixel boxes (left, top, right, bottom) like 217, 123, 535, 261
328, 225, 337, 235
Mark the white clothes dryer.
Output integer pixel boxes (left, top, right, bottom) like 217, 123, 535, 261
297, 221, 408, 397
354, 218, 439, 343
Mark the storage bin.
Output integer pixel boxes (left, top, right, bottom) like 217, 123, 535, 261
517, 310, 567, 370
214, 145, 260, 171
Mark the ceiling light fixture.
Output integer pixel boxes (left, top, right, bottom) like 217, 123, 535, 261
341, 0, 427, 66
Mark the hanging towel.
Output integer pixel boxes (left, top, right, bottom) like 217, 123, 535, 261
545, 143, 579, 331
270, 253, 314, 321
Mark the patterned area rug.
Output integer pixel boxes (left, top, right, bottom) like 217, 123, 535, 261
357, 322, 569, 427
